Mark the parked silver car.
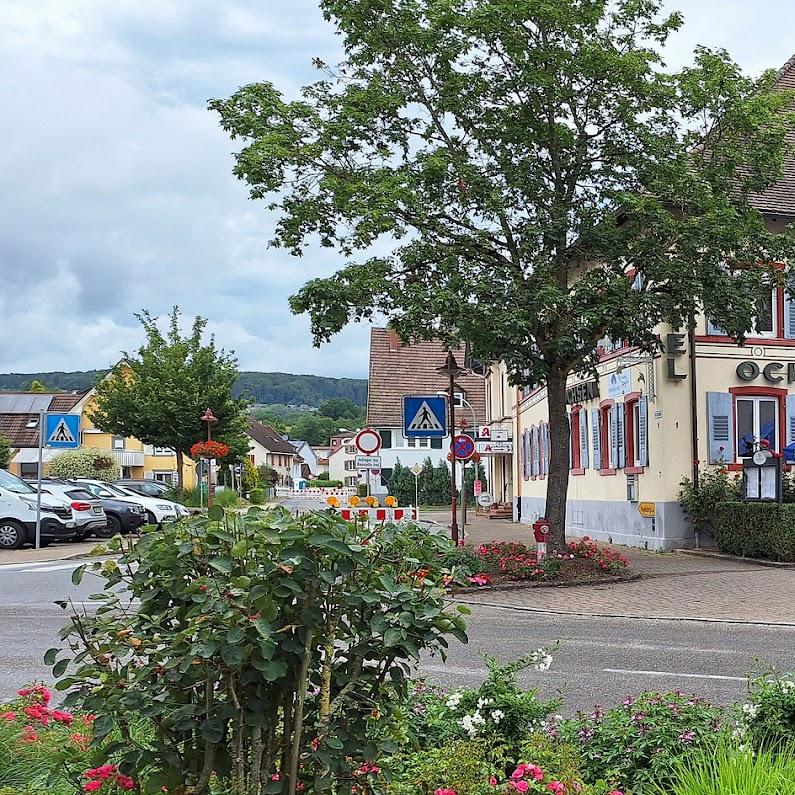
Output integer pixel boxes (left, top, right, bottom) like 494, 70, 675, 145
24, 479, 107, 539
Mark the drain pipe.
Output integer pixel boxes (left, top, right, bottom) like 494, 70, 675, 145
688, 315, 700, 549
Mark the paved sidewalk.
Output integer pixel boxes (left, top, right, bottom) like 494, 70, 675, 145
424, 510, 795, 626
0, 540, 102, 567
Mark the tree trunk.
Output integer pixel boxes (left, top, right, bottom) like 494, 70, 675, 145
176, 449, 185, 495
544, 368, 570, 553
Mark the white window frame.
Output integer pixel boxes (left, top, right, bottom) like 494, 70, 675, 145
112, 436, 126, 450
407, 437, 430, 448
632, 402, 641, 466
736, 395, 779, 457
750, 288, 777, 338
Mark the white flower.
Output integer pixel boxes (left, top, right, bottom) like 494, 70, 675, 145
534, 653, 554, 672
781, 679, 795, 694
445, 693, 462, 710
460, 712, 483, 738
742, 703, 759, 719
477, 697, 493, 709
492, 709, 504, 724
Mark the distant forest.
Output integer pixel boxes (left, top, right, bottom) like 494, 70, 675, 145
0, 370, 368, 407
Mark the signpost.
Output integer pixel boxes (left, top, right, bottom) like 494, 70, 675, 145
638, 502, 656, 518
355, 428, 382, 455
410, 463, 422, 517
403, 395, 447, 438
452, 434, 475, 461
477, 492, 493, 507
355, 455, 382, 470
476, 440, 513, 455
473, 479, 482, 496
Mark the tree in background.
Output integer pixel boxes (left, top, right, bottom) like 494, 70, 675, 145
214, 0, 795, 551
387, 459, 416, 506
48, 448, 118, 481
318, 397, 365, 423
0, 433, 11, 469
90, 307, 249, 493
27, 380, 48, 392
242, 458, 261, 492
257, 463, 278, 488
464, 462, 488, 506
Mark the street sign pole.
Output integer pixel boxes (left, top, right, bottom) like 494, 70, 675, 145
35, 410, 43, 550
448, 367, 458, 544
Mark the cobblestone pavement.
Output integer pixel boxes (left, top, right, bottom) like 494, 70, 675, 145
422, 510, 795, 625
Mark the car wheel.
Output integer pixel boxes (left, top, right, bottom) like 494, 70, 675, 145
0, 520, 26, 550
145, 511, 157, 525
39, 538, 52, 548
96, 514, 122, 539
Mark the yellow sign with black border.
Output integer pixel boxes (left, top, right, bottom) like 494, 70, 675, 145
638, 502, 656, 518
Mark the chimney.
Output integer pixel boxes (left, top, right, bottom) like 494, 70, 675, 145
387, 328, 400, 351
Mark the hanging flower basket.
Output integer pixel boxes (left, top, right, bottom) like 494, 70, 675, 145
190, 440, 230, 459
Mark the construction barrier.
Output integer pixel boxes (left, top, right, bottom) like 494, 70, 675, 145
338, 506, 419, 523
275, 487, 357, 499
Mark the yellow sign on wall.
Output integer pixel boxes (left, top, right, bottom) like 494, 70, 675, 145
638, 502, 656, 518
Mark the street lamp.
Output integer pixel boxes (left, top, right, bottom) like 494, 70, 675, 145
436, 351, 467, 545
200, 408, 218, 507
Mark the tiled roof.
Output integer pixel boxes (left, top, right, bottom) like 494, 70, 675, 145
0, 392, 86, 447
367, 328, 487, 428
748, 54, 795, 216
247, 420, 298, 455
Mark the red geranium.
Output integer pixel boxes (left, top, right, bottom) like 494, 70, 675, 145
190, 440, 230, 459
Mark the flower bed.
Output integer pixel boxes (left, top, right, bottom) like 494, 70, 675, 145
448, 538, 632, 589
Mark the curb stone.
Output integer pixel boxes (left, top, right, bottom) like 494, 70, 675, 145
452, 572, 640, 595
675, 549, 795, 569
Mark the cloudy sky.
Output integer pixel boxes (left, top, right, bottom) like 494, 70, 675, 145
1, 1, 794, 378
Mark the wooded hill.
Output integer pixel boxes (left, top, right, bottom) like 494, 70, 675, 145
0, 370, 367, 407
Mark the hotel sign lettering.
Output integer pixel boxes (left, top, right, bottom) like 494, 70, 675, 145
736, 360, 795, 384
566, 380, 599, 404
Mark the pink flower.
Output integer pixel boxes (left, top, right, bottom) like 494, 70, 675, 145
434, 790, 457, 795
0, 711, 16, 721
83, 783, 102, 793
547, 783, 565, 795
489, 777, 498, 787
116, 775, 136, 791
270, 774, 280, 781
52, 709, 74, 725
608, 791, 625, 795
514, 782, 529, 793
467, 574, 491, 586
21, 725, 38, 743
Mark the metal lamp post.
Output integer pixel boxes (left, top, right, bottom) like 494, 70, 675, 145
200, 408, 218, 507
436, 351, 467, 545
438, 390, 478, 535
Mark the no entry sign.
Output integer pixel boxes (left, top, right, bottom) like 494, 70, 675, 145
355, 428, 382, 455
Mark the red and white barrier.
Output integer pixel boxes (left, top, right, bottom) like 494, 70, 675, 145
338, 506, 418, 523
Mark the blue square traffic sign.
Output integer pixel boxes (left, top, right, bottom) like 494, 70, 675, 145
403, 395, 447, 438
44, 413, 80, 449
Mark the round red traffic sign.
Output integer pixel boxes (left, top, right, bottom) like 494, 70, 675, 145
355, 428, 382, 455
453, 434, 475, 461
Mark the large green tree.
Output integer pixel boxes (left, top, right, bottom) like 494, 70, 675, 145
212, 0, 795, 549
90, 308, 249, 492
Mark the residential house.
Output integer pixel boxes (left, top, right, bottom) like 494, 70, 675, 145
366, 328, 487, 491
289, 440, 319, 476
1, 389, 196, 486
327, 433, 359, 487
246, 421, 298, 485
312, 445, 331, 475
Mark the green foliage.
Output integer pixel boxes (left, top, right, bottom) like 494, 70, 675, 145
678, 466, 741, 536
27, 380, 48, 392
52, 509, 467, 794
560, 691, 724, 793
241, 458, 260, 492
47, 447, 118, 480
318, 397, 365, 422
257, 463, 278, 488
88, 306, 249, 491
235, 373, 366, 406
212, 490, 240, 508
389, 460, 417, 506
288, 413, 349, 446
0, 433, 10, 469
711, 502, 795, 561
739, 670, 795, 750
657, 743, 795, 795
248, 487, 267, 504
213, 0, 795, 551
464, 463, 488, 506
310, 479, 343, 488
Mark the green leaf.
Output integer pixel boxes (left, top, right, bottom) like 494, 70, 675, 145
456, 605, 472, 615
230, 539, 248, 558
209, 557, 233, 574
208, 505, 224, 521
43, 647, 59, 666
251, 617, 272, 638
52, 658, 69, 677
384, 627, 403, 646
226, 627, 245, 644
222, 644, 245, 667
71, 565, 86, 585
93, 714, 115, 740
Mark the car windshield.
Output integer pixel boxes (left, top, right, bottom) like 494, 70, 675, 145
82, 482, 124, 499
0, 468, 36, 494
66, 489, 96, 501
110, 484, 141, 498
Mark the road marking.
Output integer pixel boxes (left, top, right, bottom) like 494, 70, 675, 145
0, 559, 85, 572
20, 562, 88, 573
604, 667, 745, 682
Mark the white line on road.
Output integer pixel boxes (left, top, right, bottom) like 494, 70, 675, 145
604, 668, 745, 682
20, 562, 87, 573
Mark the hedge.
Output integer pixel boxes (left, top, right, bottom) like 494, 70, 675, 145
308, 479, 343, 488
713, 502, 795, 562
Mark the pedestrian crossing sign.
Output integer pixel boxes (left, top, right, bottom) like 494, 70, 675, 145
403, 395, 447, 438
44, 413, 80, 449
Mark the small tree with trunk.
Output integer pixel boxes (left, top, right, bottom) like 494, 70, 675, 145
89, 307, 249, 493
212, 0, 795, 550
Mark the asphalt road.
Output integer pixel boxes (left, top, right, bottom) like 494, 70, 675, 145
1, 557, 792, 713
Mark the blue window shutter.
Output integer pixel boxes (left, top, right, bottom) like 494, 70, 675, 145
616, 403, 626, 468
591, 410, 601, 469
638, 397, 649, 466
706, 318, 727, 335
579, 409, 589, 469
785, 290, 795, 339
787, 395, 795, 448
706, 392, 734, 464
610, 404, 619, 468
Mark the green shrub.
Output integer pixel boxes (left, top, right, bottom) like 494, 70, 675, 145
678, 465, 741, 536
560, 691, 723, 793
310, 479, 343, 488
358, 483, 368, 497
47, 448, 119, 481
657, 743, 795, 795
211, 489, 239, 508
712, 502, 795, 561
248, 487, 266, 504
738, 670, 795, 749
52, 508, 468, 793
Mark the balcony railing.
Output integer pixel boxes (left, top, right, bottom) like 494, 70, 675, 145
103, 448, 145, 468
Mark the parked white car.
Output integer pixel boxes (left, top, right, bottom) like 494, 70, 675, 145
75, 479, 189, 524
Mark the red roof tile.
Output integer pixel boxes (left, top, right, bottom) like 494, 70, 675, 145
366, 329, 486, 428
